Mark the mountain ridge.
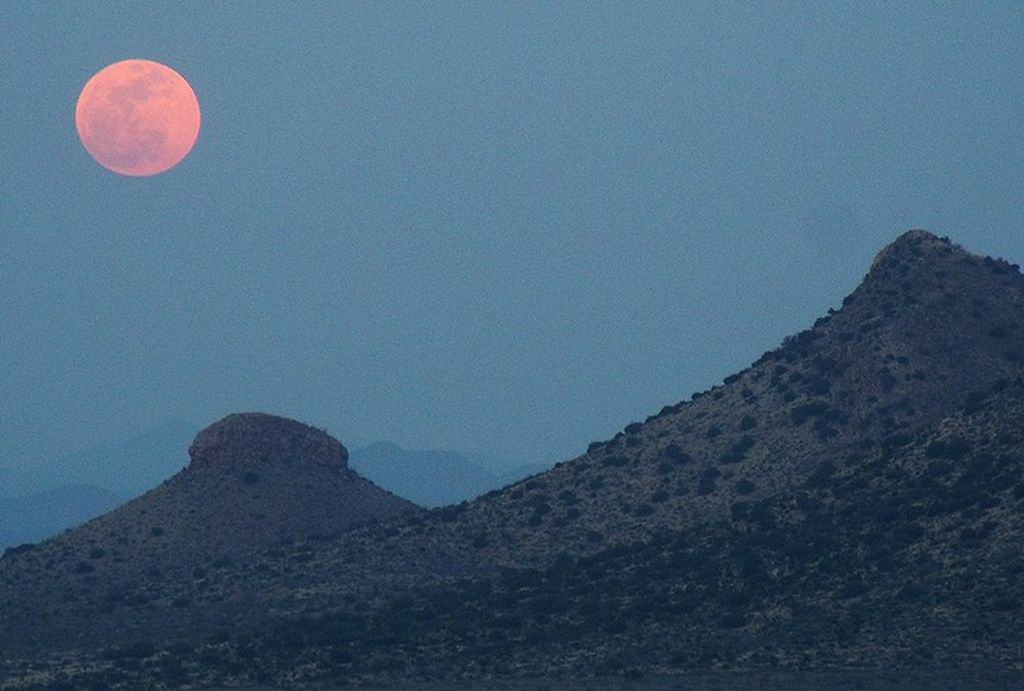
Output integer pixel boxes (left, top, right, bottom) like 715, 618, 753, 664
3, 230, 1024, 687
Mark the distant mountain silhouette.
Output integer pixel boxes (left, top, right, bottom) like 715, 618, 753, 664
39, 420, 195, 497
4, 436, 518, 548
4, 231, 1024, 686
2, 421, 195, 499
350, 442, 542, 507
0, 484, 124, 550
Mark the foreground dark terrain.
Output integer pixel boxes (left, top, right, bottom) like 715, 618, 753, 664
3, 231, 1024, 689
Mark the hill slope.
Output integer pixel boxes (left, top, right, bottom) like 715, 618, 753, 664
174, 230, 1024, 596
2, 231, 1024, 684
0, 413, 419, 649
171, 376, 1024, 686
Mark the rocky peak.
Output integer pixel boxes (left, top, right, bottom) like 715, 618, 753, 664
856, 229, 1023, 304
867, 229, 957, 274
187, 413, 348, 469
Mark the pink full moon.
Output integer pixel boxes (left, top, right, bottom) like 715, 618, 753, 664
75, 59, 201, 177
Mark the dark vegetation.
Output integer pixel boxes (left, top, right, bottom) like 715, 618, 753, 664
4, 231, 1024, 688
31, 381, 1024, 688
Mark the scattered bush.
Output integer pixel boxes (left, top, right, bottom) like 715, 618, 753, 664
603, 455, 629, 468
896, 582, 928, 602
790, 401, 833, 426
73, 561, 95, 575
557, 490, 578, 505
697, 468, 720, 495
805, 460, 837, 489
663, 444, 692, 464
2, 543, 36, 559
634, 503, 655, 518
925, 436, 972, 461
735, 479, 755, 495
721, 435, 756, 464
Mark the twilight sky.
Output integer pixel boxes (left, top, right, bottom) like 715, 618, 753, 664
2, 2, 1023, 477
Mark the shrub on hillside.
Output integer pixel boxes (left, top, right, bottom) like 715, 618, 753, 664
805, 460, 837, 489
735, 479, 755, 495
1, 543, 36, 559
602, 455, 629, 468
634, 503, 655, 517
697, 468, 720, 495
925, 436, 972, 461
557, 489, 578, 505
73, 561, 95, 575
790, 401, 833, 426
720, 435, 756, 464
663, 443, 692, 464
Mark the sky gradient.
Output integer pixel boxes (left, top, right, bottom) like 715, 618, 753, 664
2, 2, 1023, 478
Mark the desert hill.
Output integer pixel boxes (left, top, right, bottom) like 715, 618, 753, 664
47, 374, 1024, 688
3, 231, 1024, 687
0, 413, 418, 649
427, 229, 1024, 559
158, 229, 1024, 595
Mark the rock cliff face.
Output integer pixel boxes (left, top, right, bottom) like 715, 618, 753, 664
188, 413, 348, 470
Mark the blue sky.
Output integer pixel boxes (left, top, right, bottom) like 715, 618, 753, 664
2, 2, 1022, 475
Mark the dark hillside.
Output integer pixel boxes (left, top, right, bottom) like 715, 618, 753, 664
198, 230, 1024, 593
0, 413, 419, 650
25, 376, 1024, 688
2, 231, 1024, 686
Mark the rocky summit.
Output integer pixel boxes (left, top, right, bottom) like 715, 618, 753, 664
188, 413, 349, 470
